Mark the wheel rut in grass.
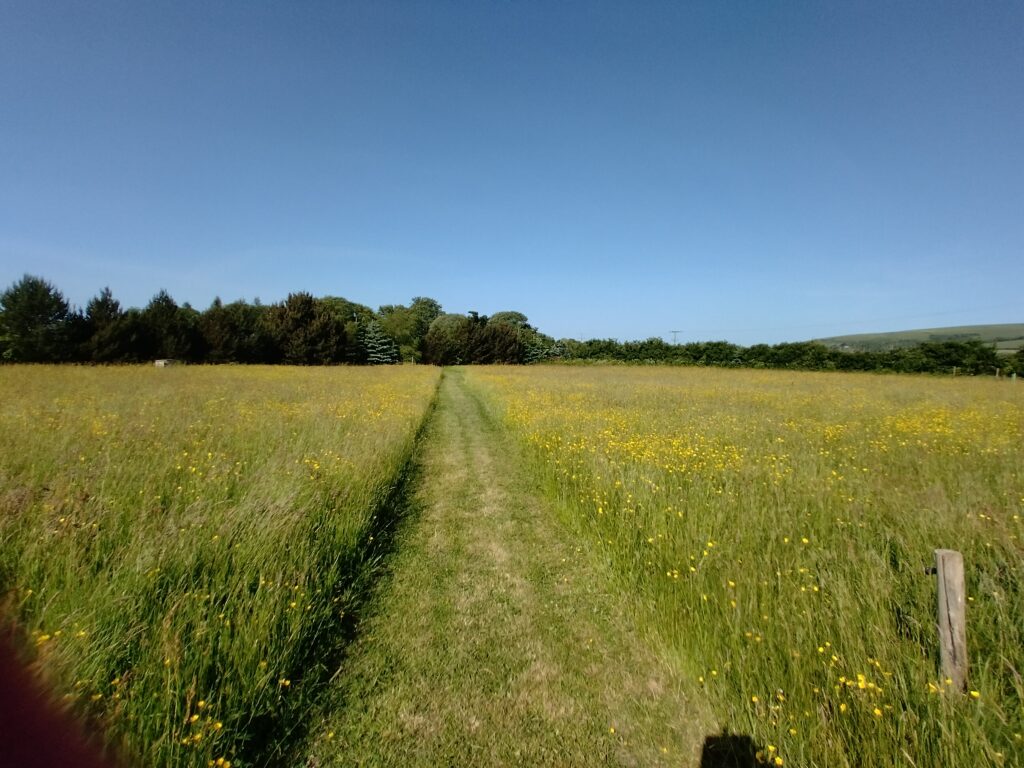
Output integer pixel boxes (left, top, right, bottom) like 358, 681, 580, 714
304, 368, 715, 766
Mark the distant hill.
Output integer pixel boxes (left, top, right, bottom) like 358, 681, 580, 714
814, 323, 1024, 357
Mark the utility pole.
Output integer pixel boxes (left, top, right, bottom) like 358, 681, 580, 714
671, 330, 680, 345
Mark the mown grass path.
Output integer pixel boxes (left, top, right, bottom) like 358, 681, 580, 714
303, 369, 715, 766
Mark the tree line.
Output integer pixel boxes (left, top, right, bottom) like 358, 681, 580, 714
1, 274, 1020, 374
0, 275, 552, 365
555, 337, 1022, 375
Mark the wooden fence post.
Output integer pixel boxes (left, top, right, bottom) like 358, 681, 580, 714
934, 549, 968, 691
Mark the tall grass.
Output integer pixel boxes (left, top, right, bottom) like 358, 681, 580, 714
0, 365, 440, 767
469, 366, 1023, 767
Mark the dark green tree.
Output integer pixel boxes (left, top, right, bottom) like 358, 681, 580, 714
63, 308, 93, 362
424, 313, 471, 364
1011, 347, 1024, 375
200, 297, 232, 362
83, 287, 124, 361
481, 311, 543, 363
266, 293, 347, 365
0, 274, 71, 362
93, 310, 156, 362
463, 311, 492, 363
141, 290, 205, 361
201, 299, 276, 363
86, 287, 122, 329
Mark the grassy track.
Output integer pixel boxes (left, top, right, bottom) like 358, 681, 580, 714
304, 368, 716, 766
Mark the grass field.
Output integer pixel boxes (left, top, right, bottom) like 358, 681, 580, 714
0, 365, 440, 767
468, 366, 1023, 767
2, 363, 1022, 767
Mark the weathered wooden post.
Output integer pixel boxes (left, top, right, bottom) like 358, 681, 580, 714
934, 549, 968, 691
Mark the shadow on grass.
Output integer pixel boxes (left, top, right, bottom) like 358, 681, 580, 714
700, 728, 760, 768
236, 393, 438, 768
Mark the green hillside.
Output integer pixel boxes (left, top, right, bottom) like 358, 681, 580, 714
814, 323, 1024, 356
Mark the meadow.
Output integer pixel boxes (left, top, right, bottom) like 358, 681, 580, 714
468, 366, 1023, 767
0, 365, 440, 767
2, 362, 1021, 767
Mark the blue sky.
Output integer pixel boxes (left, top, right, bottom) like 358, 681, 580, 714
1, 1, 1021, 344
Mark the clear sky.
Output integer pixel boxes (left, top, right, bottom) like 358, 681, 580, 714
1, 1, 1021, 345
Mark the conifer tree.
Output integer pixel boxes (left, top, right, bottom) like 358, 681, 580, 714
0, 275, 71, 362
358, 319, 399, 364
